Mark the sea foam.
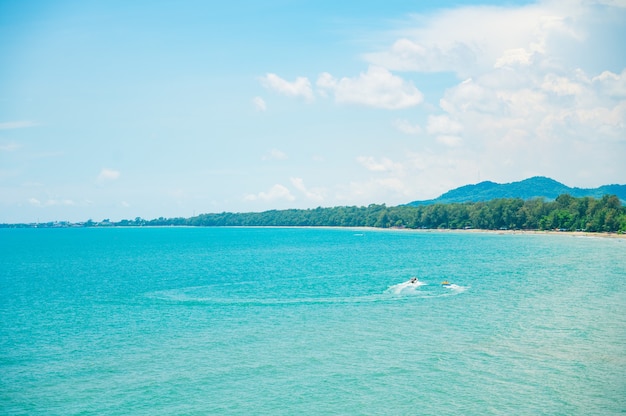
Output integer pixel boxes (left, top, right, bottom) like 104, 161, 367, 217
385, 279, 426, 295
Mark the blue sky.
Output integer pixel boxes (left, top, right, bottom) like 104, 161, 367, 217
1, 0, 625, 223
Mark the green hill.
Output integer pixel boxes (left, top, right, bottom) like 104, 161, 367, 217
407, 176, 626, 206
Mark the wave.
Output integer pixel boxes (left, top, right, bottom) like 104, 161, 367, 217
146, 286, 385, 306
385, 278, 426, 295
385, 279, 470, 298
146, 279, 467, 306
443, 283, 468, 293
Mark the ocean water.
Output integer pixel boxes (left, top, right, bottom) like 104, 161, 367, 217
1, 227, 625, 415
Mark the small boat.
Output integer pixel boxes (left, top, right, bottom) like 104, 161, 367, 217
441, 281, 451, 286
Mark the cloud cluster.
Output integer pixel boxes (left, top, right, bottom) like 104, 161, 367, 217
244, 184, 295, 202
249, 0, 625, 207
244, 177, 327, 205
260, 66, 424, 109
367, 0, 625, 190
29, 197, 75, 207
363, 1, 594, 78
260, 74, 314, 102
317, 66, 423, 109
290, 177, 326, 202
392, 119, 422, 135
357, 156, 402, 173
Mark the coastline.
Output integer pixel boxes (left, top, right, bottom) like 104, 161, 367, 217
2, 224, 624, 239
387, 227, 626, 239
253, 225, 626, 239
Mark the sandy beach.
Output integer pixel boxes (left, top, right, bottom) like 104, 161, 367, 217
406, 227, 626, 239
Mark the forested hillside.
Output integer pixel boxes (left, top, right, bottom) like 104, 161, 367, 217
407, 176, 626, 205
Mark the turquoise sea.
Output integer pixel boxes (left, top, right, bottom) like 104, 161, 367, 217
1, 227, 625, 415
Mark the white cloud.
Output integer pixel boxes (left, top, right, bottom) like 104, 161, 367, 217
365, 36, 478, 75
393, 119, 422, 135
440, 78, 504, 115
441, 65, 626, 142
426, 114, 463, 135
357, 156, 402, 172
97, 168, 121, 183
363, 2, 595, 78
494, 48, 534, 68
0, 142, 21, 152
262, 149, 288, 161
244, 184, 295, 202
252, 96, 267, 111
290, 177, 326, 202
541, 74, 584, 96
331, 149, 504, 205
595, 0, 626, 7
28, 197, 75, 207
336, 170, 420, 205
0, 120, 38, 130
436, 135, 463, 147
592, 69, 626, 98
317, 66, 423, 109
428, 63, 625, 184
260, 73, 314, 101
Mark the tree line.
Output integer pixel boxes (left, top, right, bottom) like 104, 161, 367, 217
162, 194, 625, 232
4, 194, 625, 232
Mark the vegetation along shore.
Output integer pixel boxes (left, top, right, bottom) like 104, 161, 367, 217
3, 194, 625, 234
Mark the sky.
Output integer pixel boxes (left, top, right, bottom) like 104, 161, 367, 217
1, 0, 625, 223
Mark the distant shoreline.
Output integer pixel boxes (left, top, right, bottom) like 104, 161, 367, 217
382, 227, 626, 239
293, 226, 626, 239
1, 224, 624, 239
